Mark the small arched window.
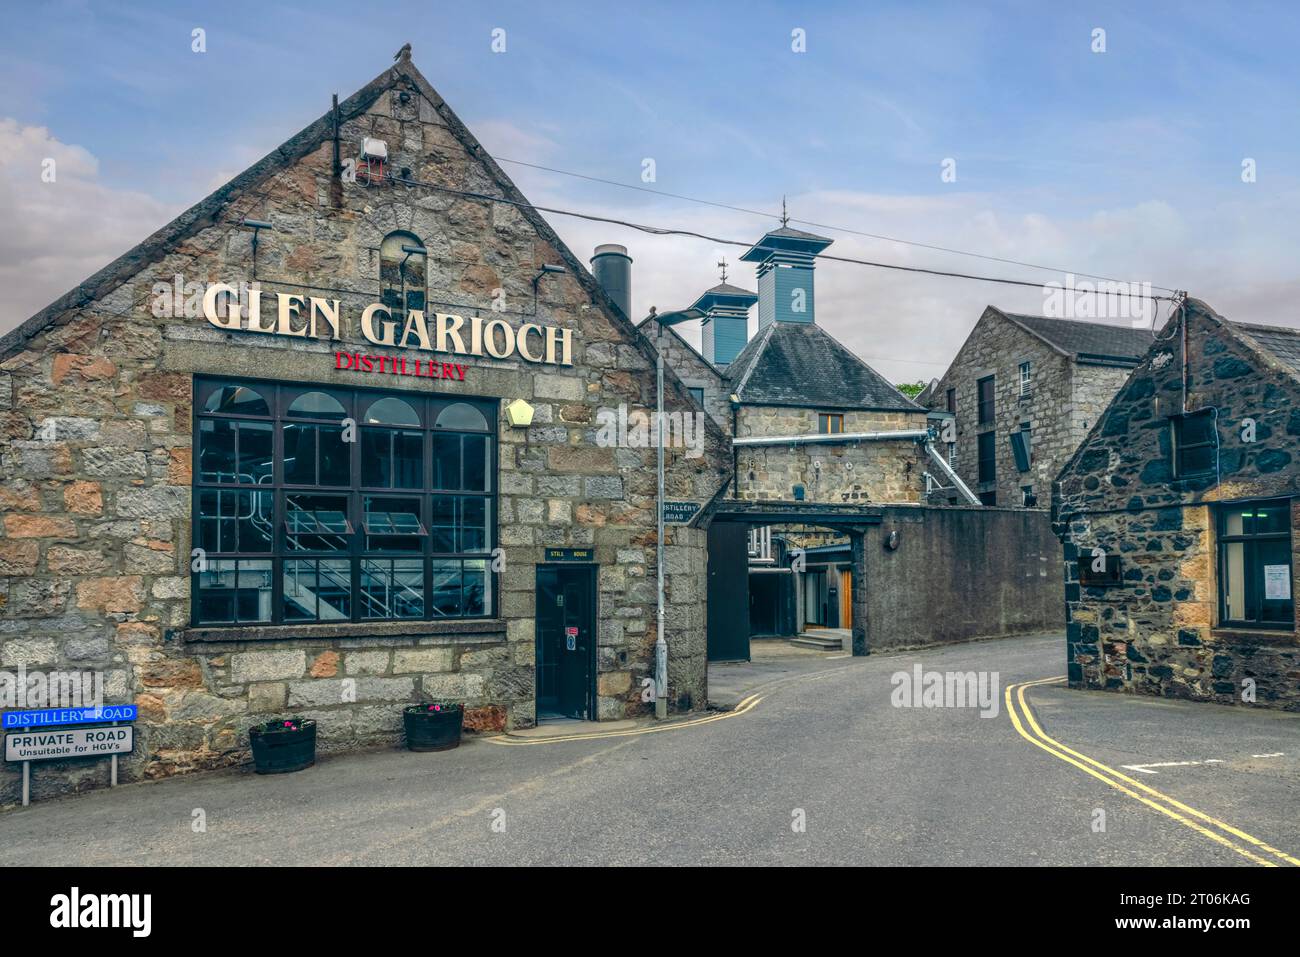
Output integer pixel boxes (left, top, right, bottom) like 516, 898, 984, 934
287, 391, 346, 419
436, 402, 489, 432
364, 396, 420, 427
204, 384, 269, 416
379, 230, 426, 323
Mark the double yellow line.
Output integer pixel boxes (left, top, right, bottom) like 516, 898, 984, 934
484, 693, 764, 746
1006, 676, 1299, 867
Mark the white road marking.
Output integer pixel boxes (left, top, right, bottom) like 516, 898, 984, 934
1122, 754, 1284, 774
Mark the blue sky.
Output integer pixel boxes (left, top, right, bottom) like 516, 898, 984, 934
2, 1, 1298, 380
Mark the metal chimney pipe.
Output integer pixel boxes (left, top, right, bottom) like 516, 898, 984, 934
590, 244, 632, 318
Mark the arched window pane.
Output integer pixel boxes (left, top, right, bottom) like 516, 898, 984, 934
364, 396, 420, 426
379, 230, 425, 322
287, 391, 346, 419
204, 385, 269, 416
436, 402, 488, 431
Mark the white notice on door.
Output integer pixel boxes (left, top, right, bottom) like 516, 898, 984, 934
1263, 565, 1291, 601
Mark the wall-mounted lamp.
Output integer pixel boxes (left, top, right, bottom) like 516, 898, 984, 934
531, 263, 566, 290
505, 398, 535, 428
241, 218, 274, 279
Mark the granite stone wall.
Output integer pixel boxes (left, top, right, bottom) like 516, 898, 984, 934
639, 323, 732, 436
929, 308, 1135, 507
1053, 301, 1300, 711
734, 406, 928, 504
0, 68, 727, 805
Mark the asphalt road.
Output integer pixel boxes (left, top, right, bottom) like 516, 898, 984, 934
2, 633, 1297, 866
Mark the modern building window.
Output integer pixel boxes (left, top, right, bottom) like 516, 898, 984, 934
1018, 361, 1032, 398
1216, 499, 1293, 628
818, 412, 844, 434
687, 386, 705, 407
379, 230, 426, 324
1171, 410, 1217, 478
946, 388, 956, 414
977, 376, 995, 424
977, 430, 996, 484
193, 378, 496, 626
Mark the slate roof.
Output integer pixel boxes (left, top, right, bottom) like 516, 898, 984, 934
726, 321, 924, 412
1232, 321, 1300, 378
997, 310, 1154, 366
700, 282, 758, 298
739, 225, 834, 262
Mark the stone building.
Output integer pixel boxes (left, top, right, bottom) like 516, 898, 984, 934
0, 50, 730, 803
924, 306, 1152, 507
651, 226, 934, 648
1054, 297, 1300, 711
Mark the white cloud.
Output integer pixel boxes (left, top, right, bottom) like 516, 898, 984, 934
3, 113, 1296, 394
516, 171, 1300, 386
0, 119, 178, 335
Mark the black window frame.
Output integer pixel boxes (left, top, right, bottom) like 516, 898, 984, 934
977, 375, 995, 425
977, 430, 996, 484
1216, 498, 1294, 629
192, 377, 498, 627
1171, 409, 1217, 479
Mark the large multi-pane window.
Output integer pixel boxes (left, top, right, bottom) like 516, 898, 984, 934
193, 378, 496, 626
1217, 499, 1293, 629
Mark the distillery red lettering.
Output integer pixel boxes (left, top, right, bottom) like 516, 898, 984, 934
335, 352, 466, 381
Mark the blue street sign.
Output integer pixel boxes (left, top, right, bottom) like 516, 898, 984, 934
2, 705, 138, 729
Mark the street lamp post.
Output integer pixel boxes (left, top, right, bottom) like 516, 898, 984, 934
649, 305, 704, 720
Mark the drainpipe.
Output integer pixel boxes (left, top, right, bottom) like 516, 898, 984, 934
732, 429, 930, 446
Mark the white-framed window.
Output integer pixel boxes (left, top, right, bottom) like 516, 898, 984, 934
1018, 361, 1032, 398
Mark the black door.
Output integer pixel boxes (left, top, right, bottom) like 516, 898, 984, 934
707, 523, 750, 660
536, 565, 596, 720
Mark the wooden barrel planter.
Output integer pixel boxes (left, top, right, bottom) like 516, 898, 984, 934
403, 703, 463, 752
249, 718, 317, 774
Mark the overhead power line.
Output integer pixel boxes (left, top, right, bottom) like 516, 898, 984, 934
488, 154, 1180, 295
387, 171, 1177, 303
